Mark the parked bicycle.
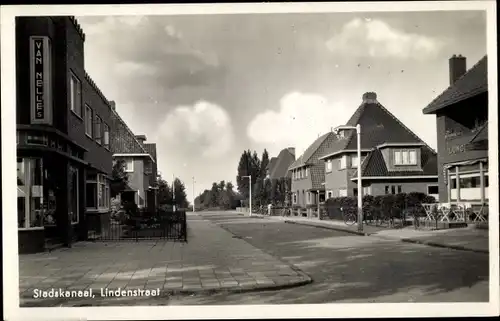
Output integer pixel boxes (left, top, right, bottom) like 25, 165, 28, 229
340, 206, 357, 226
281, 207, 291, 217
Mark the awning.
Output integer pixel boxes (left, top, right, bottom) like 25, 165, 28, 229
444, 158, 488, 169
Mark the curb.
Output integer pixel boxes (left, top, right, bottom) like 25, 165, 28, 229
284, 220, 489, 254
399, 238, 489, 254
284, 220, 372, 236
20, 277, 313, 307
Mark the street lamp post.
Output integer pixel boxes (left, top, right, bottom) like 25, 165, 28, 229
192, 177, 195, 213
333, 124, 363, 232
242, 175, 252, 216
172, 174, 176, 213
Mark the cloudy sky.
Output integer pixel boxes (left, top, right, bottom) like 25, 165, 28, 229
76, 10, 487, 202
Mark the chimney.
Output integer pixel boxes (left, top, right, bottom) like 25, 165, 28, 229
362, 92, 377, 103
109, 100, 116, 111
449, 54, 466, 85
287, 147, 295, 156
135, 135, 147, 144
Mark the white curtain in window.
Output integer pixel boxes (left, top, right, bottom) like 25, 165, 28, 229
395, 151, 402, 165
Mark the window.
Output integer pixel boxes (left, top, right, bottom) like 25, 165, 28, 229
94, 115, 102, 145
26, 134, 48, 146
385, 186, 390, 194
326, 190, 333, 199
125, 159, 134, 172
394, 149, 418, 165
17, 158, 44, 229
307, 192, 311, 203
70, 73, 82, 117
339, 188, 348, 197
363, 186, 371, 196
353, 188, 358, 197
85, 105, 93, 137
103, 123, 110, 149
325, 160, 333, 173
427, 185, 439, 195
340, 156, 347, 169
397, 185, 402, 194
351, 155, 359, 168
86, 173, 110, 210
391, 186, 396, 194
68, 166, 79, 224
305, 167, 309, 177
293, 193, 297, 204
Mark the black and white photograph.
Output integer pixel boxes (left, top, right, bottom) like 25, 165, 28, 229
1, 1, 498, 320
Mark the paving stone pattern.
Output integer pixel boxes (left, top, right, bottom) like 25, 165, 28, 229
19, 214, 309, 300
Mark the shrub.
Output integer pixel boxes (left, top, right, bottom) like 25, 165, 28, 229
324, 192, 436, 221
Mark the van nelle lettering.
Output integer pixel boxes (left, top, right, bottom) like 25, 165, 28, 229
33, 39, 44, 119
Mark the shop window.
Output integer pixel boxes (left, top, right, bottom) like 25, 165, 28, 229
86, 173, 110, 210
17, 158, 44, 229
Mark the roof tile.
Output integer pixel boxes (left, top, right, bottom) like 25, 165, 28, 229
423, 55, 487, 114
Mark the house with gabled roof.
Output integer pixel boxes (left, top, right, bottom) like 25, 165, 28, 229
109, 101, 158, 211
267, 147, 296, 180
288, 132, 339, 213
319, 92, 439, 201
422, 55, 488, 205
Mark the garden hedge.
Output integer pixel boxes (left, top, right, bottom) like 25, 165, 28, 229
323, 192, 436, 221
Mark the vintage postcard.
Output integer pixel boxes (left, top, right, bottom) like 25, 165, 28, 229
1, 1, 498, 320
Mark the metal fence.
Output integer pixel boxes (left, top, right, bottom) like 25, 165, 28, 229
90, 209, 187, 242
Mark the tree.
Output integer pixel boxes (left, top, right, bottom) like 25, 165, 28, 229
110, 159, 129, 198
225, 181, 234, 193
157, 179, 172, 206
173, 178, 189, 208
260, 149, 270, 179
236, 150, 251, 198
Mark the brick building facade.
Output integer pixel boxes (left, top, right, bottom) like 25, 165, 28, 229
16, 16, 116, 253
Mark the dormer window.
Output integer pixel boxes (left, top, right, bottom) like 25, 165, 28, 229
394, 149, 417, 166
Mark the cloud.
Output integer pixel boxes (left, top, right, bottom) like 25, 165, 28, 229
246, 92, 353, 156
326, 18, 444, 60
77, 16, 224, 102
156, 101, 234, 159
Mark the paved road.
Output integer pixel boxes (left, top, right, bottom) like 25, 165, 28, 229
159, 211, 488, 305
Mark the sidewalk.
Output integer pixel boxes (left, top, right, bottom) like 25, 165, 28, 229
19, 214, 311, 306
242, 213, 489, 254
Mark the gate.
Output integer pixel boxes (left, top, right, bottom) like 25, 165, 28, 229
90, 209, 187, 242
